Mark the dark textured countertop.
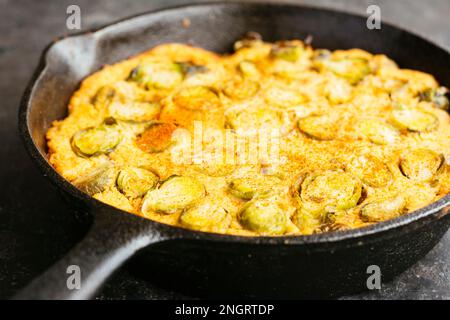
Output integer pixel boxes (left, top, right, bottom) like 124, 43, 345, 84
0, 0, 449, 300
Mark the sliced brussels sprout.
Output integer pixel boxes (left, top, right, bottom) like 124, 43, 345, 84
360, 195, 406, 222
226, 107, 290, 136
298, 171, 362, 211
177, 61, 208, 77
238, 196, 288, 235
108, 101, 160, 122
264, 87, 305, 108
73, 162, 114, 196
233, 31, 263, 51
71, 123, 121, 157
297, 115, 337, 140
92, 85, 115, 109
313, 49, 332, 61
358, 119, 400, 145
419, 86, 449, 110
391, 106, 439, 132
320, 210, 354, 233
129, 61, 183, 89
142, 176, 206, 215
173, 86, 221, 111
325, 77, 352, 104
294, 208, 323, 234
238, 60, 259, 77
116, 167, 159, 198
400, 149, 445, 182
136, 122, 177, 153
228, 175, 282, 200
179, 200, 230, 230
271, 42, 304, 62
316, 57, 370, 84
348, 155, 392, 188
223, 78, 260, 100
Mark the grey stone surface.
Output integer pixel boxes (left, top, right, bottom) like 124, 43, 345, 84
0, 0, 449, 300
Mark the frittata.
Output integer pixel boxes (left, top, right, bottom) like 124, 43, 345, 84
47, 35, 450, 236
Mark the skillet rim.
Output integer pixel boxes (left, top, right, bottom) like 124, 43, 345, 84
18, 0, 450, 245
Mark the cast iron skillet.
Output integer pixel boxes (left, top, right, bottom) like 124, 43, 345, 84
15, 2, 450, 299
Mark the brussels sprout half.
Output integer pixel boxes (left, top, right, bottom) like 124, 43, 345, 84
238, 60, 259, 78
129, 61, 183, 90
298, 170, 362, 212
71, 123, 121, 157
223, 79, 260, 100
391, 106, 439, 132
239, 196, 288, 235
358, 119, 400, 145
348, 155, 393, 188
294, 208, 323, 234
73, 162, 114, 196
419, 87, 449, 110
177, 61, 209, 77
360, 195, 406, 222
108, 101, 161, 122
173, 86, 221, 111
179, 201, 230, 230
228, 175, 282, 200
116, 167, 159, 198
297, 115, 338, 140
92, 85, 116, 109
400, 149, 445, 182
316, 57, 371, 84
313, 49, 332, 60
233, 31, 263, 51
141, 176, 206, 215
264, 87, 305, 109
271, 43, 304, 62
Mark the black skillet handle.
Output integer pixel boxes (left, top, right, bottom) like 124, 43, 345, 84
13, 206, 174, 300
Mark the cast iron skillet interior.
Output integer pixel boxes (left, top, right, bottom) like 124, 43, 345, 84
15, 2, 450, 299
